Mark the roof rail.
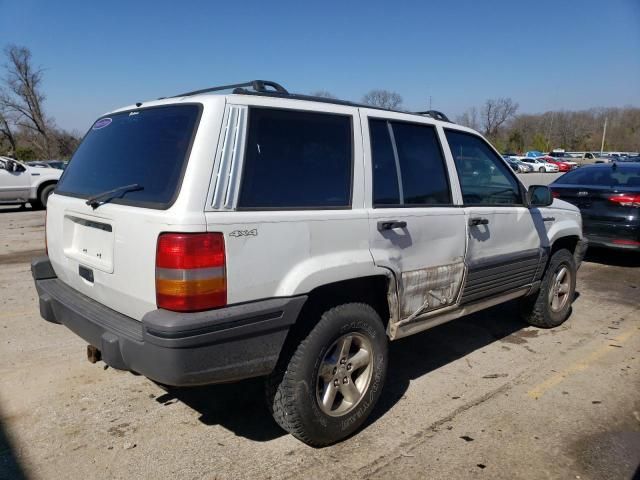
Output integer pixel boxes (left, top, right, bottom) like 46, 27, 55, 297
166, 81, 453, 123
414, 110, 452, 122
170, 80, 289, 98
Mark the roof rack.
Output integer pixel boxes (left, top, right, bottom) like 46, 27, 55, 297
167, 80, 453, 122
414, 110, 451, 122
170, 80, 289, 98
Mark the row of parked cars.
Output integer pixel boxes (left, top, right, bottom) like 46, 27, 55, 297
504, 149, 640, 174
503, 154, 565, 173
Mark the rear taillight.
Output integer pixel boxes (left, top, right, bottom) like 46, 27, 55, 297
612, 239, 640, 246
155, 233, 226, 312
608, 194, 640, 207
552, 191, 561, 198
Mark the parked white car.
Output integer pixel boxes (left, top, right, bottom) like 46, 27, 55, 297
0, 156, 62, 208
32, 80, 586, 446
517, 157, 560, 173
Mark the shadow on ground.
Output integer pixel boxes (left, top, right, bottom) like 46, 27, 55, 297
584, 246, 640, 268
0, 412, 28, 480
0, 204, 36, 214
158, 300, 530, 443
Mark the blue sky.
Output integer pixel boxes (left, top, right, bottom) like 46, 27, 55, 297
1, 0, 639, 132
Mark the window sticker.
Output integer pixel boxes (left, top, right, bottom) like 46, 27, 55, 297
92, 118, 112, 130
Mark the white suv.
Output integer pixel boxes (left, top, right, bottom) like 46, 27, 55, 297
0, 157, 61, 208
32, 80, 587, 446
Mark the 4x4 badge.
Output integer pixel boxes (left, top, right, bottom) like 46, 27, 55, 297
229, 229, 258, 237
577, 191, 588, 196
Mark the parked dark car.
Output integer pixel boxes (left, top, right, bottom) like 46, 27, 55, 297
27, 160, 67, 170
550, 163, 640, 250
504, 157, 521, 172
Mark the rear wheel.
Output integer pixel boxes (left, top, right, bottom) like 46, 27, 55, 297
520, 249, 576, 328
266, 302, 388, 446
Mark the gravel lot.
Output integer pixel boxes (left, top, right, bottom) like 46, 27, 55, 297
1, 176, 638, 479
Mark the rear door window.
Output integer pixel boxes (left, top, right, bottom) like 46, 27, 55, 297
56, 104, 201, 209
369, 119, 451, 207
238, 108, 353, 209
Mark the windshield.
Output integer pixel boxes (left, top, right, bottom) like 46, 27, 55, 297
56, 104, 201, 209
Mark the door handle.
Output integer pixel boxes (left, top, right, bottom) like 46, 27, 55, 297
468, 217, 489, 226
542, 216, 555, 222
377, 220, 407, 231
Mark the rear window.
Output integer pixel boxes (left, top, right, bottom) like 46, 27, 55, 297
238, 108, 353, 209
556, 166, 640, 187
56, 104, 201, 208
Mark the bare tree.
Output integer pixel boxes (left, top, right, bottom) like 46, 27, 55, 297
0, 106, 17, 154
455, 106, 480, 130
361, 89, 403, 110
310, 90, 336, 99
481, 97, 519, 139
1, 45, 51, 157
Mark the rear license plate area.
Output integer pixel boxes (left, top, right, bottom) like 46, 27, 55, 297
63, 214, 114, 273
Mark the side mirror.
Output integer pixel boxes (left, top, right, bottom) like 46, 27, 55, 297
527, 185, 553, 207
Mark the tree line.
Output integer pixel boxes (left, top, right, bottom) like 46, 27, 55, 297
315, 90, 639, 153
1, 44, 638, 161
455, 100, 640, 153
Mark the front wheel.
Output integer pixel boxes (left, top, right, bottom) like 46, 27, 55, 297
520, 249, 576, 328
539, 167, 545, 173
266, 303, 388, 446
32, 183, 56, 210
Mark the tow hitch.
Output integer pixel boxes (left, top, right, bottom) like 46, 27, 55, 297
87, 345, 101, 364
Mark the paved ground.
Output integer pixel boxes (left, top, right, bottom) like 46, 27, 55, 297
458, 171, 562, 191
1, 183, 638, 479
517, 171, 563, 188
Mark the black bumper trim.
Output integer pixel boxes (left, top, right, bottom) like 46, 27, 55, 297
32, 256, 307, 386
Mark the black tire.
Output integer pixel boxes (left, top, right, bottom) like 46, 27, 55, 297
33, 183, 56, 210
520, 249, 576, 328
539, 167, 545, 173
266, 302, 388, 447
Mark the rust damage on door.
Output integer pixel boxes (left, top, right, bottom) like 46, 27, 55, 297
387, 261, 465, 339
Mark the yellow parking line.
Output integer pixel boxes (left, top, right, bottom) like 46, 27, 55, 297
527, 328, 636, 399
0, 310, 33, 320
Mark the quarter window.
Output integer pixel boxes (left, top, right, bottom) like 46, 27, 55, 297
238, 108, 352, 209
445, 130, 522, 205
369, 119, 451, 207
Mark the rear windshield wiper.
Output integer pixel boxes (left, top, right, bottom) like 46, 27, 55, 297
86, 184, 143, 209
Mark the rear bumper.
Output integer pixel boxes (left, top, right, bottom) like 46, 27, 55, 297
32, 256, 306, 386
584, 223, 640, 251
585, 235, 640, 250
